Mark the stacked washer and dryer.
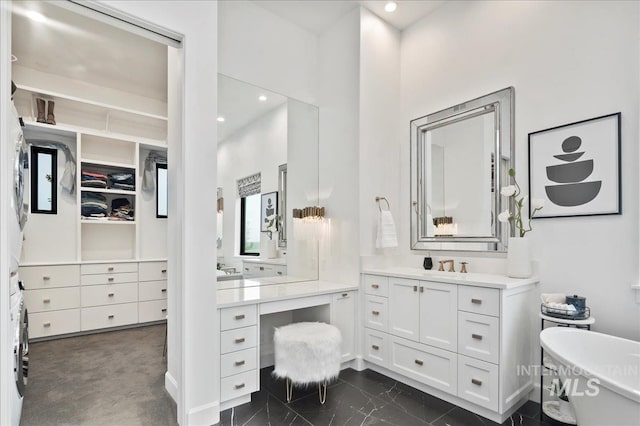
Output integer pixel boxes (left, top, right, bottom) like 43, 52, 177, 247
8, 81, 30, 426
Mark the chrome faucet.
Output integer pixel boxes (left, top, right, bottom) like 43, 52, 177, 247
440, 259, 455, 272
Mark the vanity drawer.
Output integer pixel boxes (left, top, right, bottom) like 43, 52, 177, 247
81, 283, 138, 307
20, 265, 80, 289
273, 265, 287, 276
364, 295, 388, 332
81, 262, 138, 275
81, 272, 138, 286
81, 303, 138, 331
221, 347, 257, 378
364, 328, 388, 368
138, 280, 168, 301
139, 300, 168, 323
364, 275, 389, 297
221, 326, 257, 354
220, 305, 257, 331
458, 286, 500, 317
24, 287, 80, 313
390, 335, 457, 395
458, 311, 499, 364
139, 261, 168, 282
29, 309, 81, 339
221, 370, 258, 402
457, 355, 499, 411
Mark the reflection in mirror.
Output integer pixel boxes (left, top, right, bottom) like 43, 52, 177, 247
31, 146, 57, 214
411, 87, 513, 251
216, 187, 223, 249
217, 74, 319, 282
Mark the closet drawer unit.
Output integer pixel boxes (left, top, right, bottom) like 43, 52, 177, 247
139, 300, 168, 323
30, 309, 81, 339
138, 280, 168, 301
364, 275, 389, 297
81, 262, 138, 275
221, 347, 257, 378
364, 295, 388, 332
364, 328, 388, 368
81, 302, 138, 331
138, 261, 168, 282
221, 326, 257, 354
221, 370, 258, 402
458, 311, 500, 364
81, 283, 138, 307
390, 336, 457, 395
220, 305, 257, 331
458, 286, 500, 317
20, 265, 80, 289
81, 272, 138, 286
24, 287, 81, 313
457, 355, 499, 411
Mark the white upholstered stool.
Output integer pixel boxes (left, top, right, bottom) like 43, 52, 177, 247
273, 322, 342, 404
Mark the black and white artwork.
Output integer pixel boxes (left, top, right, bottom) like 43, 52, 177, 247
260, 191, 278, 232
528, 113, 621, 219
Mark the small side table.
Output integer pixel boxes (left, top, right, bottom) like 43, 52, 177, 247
539, 313, 595, 425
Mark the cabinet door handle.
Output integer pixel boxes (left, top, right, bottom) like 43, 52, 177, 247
277, 271, 283, 275
235, 360, 245, 366
471, 298, 482, 304
43, 276, 51, 281
161, 288, 167, 293
471, 378, 482, 386
235, 314, 245, 320
413, 285, 417, 292
341, 293, 348, 297
420, 286, 424, 293
372, 345, 379, 350
43, 322, 51, 327
108, 293, 115, 297
371, 310, 380, 316
371, 284, 379, 289
235, 338, 245, 344
245, 268, 249, 271
472, 334, 483, 340
235, 383, 245, 390
108, 315, 115, 319
161, 269, 167, 273
259, 267, 264, 271
108, 277, 114, 282
108, 267, 114, 272
415, 359, 424, 366
161, 308, 167, 313
43, 298, 50, 303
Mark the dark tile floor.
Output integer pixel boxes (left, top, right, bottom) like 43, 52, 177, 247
219, 367, 555, 426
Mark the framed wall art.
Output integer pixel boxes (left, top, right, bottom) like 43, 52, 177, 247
260, 191, 278, 232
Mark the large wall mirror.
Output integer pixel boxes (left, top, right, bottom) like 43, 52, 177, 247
217, 74, 319, 280
410, 87, 514, 252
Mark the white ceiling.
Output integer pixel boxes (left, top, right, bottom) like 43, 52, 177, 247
252, 0, 445, 34
11, 1, 167, 102
218, 75, 288, 142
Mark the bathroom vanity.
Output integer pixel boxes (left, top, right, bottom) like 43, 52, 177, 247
241, 258, 287, 279
361, 267, 538, 424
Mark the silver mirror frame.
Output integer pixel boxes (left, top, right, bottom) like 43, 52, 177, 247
410, 87, 514, 252
278, 163, 287, 248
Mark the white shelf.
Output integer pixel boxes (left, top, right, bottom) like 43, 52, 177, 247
80, 187, 136, 196
81, 159, 136, 169
539, 312, 595, 326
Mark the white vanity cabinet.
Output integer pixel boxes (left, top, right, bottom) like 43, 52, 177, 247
361, 269, 538, 424
331, 291, 356, 362
242, 259, 287, 278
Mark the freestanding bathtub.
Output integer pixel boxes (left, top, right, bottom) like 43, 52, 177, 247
540, 327, 640, 426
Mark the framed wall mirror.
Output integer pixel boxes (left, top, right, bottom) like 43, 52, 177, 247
410, 87, 514, 252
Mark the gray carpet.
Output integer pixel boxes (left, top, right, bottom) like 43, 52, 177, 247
21, 324, 177, 426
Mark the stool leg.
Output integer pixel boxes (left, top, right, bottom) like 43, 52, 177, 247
318, 380, 327, 404
286, 377, 293, 403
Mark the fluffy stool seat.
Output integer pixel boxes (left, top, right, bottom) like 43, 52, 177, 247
273, 322, 342, 386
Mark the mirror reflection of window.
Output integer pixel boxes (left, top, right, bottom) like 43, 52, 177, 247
156, 163, 168, 218
31, 146, 57, 214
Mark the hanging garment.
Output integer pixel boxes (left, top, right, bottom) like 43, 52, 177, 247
142, 151, 167, 192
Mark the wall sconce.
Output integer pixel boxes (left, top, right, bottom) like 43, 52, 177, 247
293, 206, 327, 241
433, 216, 458, 236
293, 206, 325, 221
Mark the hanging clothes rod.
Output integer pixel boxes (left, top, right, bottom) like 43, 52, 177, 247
375, 196, 390, 212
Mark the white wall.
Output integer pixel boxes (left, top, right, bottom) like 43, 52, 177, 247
400, 1, 640, 339
217, 104, 287, 268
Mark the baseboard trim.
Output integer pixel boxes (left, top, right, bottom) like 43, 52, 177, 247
530, 381, 541, 403
165, 371, 178, 402
187, 400, 219, 426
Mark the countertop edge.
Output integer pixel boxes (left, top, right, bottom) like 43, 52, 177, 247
362, 268, 539, 289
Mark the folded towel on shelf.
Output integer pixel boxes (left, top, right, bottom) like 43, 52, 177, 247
541, 293, 567, 304
376, 210, 398, 249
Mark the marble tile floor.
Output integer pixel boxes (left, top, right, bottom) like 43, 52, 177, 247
219, 367, 556, 426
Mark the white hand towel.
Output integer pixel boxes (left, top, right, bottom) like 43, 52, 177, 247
376, 210, 398, 248
541, 293, 566, 304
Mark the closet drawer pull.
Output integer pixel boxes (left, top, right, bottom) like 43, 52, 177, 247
43, 322, 51, 327
161, 308, 167, 313
259, 267, 264, 271
371, 284, 379, 289
43, 276, 51, 281
108, 293, 115, 297
235, 383, 245, 390
161, 269, 167, 273
108, 278, 114, 282
341, 293, 348, 297
415, 359, 424, 366
413, 285, 417, 292
245, 268, 249, 271
235, 314, 245, 320
277, 272, 283, 275
471, 378, 482, 386
108, 315, 115, 319
471, 298, 482, 304
108, 267, 114, 272
371, 310, 380, 316
371, 345, 379, 350
234, 338, 245, 344
235, 360, 245, 366
43, 298, 50, 303
420, 286, 424, 293
472, 334, 483, 340
161, 288, 167, 293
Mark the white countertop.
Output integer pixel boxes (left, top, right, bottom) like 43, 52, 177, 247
363, 267, 538, 289
217, 280, 358, 307
242, 257, 287, 266
216, 275, 314, 290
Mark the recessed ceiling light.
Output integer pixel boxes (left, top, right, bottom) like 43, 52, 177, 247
26, 10, 46, 23
217, 116, 225, 122
258, 95, 267, 102
384, 2, 397, 13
